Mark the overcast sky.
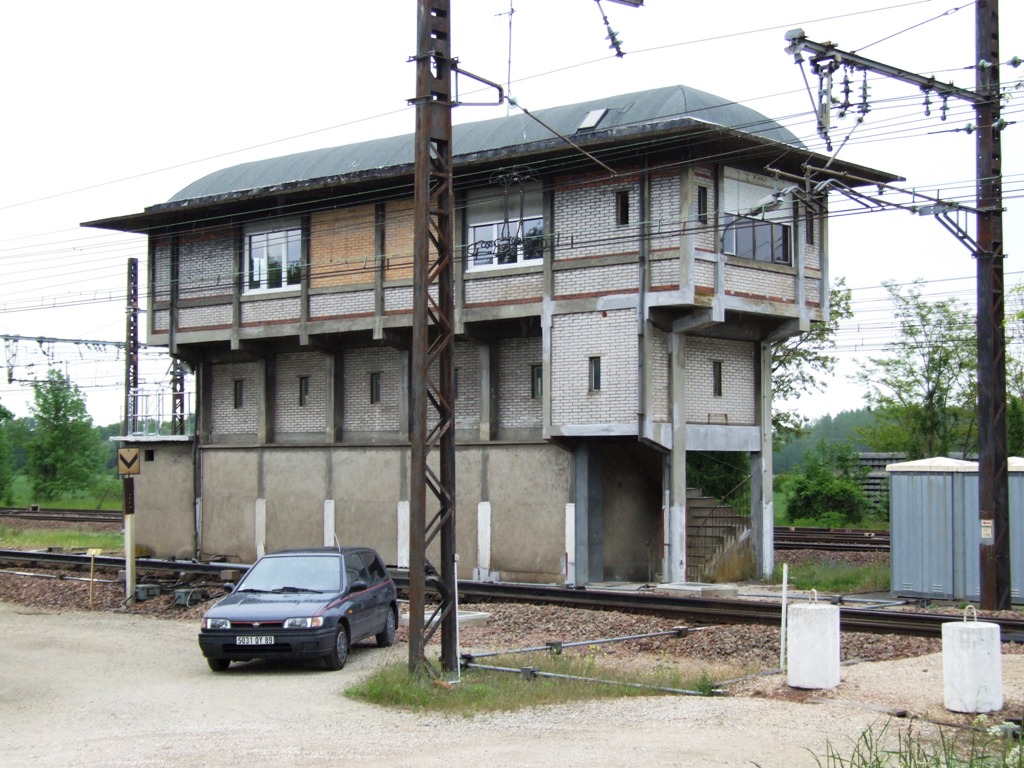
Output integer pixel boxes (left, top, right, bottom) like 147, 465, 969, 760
0, 0, 1021, 425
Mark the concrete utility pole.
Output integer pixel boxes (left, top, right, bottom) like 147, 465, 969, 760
786, 0, 1009, 608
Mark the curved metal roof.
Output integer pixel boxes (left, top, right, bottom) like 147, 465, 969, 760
168, 84, 803, 204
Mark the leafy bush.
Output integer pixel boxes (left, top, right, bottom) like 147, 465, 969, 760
785, 442, 870, 527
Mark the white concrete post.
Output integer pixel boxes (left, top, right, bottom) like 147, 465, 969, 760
254, 499, 267, 559
473, 501, 493, 581
564, 502, 576, 585
323, 500, 335, 547
396, 500, 410, 568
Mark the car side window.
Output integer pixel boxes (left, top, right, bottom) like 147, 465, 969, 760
345, 554, 371, 587
362, 552, 388, 584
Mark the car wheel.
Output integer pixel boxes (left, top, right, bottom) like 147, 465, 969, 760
324, 623, 349, 670
376, 605, 398, 647
207, 658, 230, 672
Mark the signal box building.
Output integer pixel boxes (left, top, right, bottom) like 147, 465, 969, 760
88, 85, 893, 584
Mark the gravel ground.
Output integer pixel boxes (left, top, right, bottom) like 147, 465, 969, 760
0, 549, 1019, 680
5, 548, 1024, 766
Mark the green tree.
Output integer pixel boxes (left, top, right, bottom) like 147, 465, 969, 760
26, 370, 104, 501
0, 400, 12, 504
856, 280, 977, 459
772, 279, 853, 440
785, 441, 871, 527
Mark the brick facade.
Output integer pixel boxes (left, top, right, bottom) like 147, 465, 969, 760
274, 352, 328, 435
684, 336, 756, 425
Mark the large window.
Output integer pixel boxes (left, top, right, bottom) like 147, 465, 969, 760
246, 224, 302, 292
722, 214, 791, 265
468, 217, 544, 269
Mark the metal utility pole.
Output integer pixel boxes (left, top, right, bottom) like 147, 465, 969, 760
123, 257, 139, 605
409, 0, 458, 676
786, 0, 1009, 608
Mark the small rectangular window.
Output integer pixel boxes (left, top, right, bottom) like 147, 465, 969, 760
530, 364, 543, 399
298, 376, 310, 407
712, 361, 723, 398
233, 379, 244, 409
454, 367, 460, 399
369, 372, 381, 404
805, 205, 814, 245
616, 190, 630, 227
588, 356, 602, 392
697, 186, 709, 225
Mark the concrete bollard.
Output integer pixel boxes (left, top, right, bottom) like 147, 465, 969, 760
787, 596, 840, 690
942, 607, 1002, 713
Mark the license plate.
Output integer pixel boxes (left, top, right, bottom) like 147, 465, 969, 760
237, 635, 274, 646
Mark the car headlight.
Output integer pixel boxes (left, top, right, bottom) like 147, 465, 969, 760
203, 617, 231, 630
283, 616, 325, 629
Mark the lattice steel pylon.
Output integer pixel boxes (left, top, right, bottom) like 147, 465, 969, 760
408, 0, 458, 676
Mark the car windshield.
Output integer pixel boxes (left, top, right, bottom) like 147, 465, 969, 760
238, 555, 342, 594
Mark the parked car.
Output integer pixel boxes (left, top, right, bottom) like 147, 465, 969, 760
198, 547, 398, 672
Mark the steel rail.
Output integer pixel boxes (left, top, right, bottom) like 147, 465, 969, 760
0, 549, 248, 576
0, 508, 123, 525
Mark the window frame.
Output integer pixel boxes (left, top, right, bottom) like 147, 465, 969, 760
712, 360, 723, 398
615, 190, 630, 227
466, 216, 545, 271
588, 356, 602, 393
244, 219, 303, 294
298, 375, 310, 407
369, 371, 382, 405
530, 364, 543, 400
233, 379, 244, 410
721, 214, 791, 266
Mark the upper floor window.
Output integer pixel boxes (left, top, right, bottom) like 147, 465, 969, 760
722, 214, 791, 266
245, 221, 302, 292
468, 217, 544, 270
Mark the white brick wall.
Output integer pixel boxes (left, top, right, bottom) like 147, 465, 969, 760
179, 304, 232, 330
343, 347, 402, 433
650, 259, 678, 290
648, 327, 670, 421
465, 272, 543, 305
684, 337, 755, 425
274, 352, 327, 434
551, 310, 637, 425
649, 171, 682, 251
453, 343, 481, 431
554, 175, 641, 260
725, 263, 796, 303
498, 337, 542, 429
554, 263, 638, 298
310, 290, 375, 319
153, 240, 172, 302
179, 229, 236, 300
211, 361, 259, 435
241, 296, 301, 325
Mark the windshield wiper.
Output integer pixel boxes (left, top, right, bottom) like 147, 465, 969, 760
272, 586, 324, 593
237, 587, 273, 593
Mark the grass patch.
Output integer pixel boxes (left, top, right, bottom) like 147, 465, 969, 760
772, 559, 890, 593
815, 719, 1024, 766
7, 474, 121, 511
0, 524, 123, 551
347, 653, 718, 714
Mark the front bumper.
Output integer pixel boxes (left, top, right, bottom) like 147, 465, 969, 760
198, 626, 336, 662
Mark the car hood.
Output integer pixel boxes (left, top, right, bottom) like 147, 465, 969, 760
205, 591, 337, 621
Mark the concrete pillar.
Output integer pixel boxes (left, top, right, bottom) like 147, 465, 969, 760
254, 498, 267, 559
665, 331, 687, 583
751, 340, 775, 578
323, 500, 335, 547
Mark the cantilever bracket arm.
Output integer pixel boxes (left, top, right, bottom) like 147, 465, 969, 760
452, 63, 505, 107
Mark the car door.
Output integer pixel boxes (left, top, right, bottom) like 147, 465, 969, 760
344, 553, 374, 641
358, 550, 391, 631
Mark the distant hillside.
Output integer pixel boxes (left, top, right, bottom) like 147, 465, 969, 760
775, 408, 876, 474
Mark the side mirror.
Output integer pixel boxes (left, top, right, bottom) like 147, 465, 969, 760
349, 580, 368, 594
222, 582, 235, 593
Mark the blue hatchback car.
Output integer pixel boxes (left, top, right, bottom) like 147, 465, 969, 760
198, 547, 398, 672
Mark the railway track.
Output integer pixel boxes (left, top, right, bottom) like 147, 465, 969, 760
1, 511, 889, 552
2, 548, 1020, 641
0, 507, 123, 525
774, 526, 890, 552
